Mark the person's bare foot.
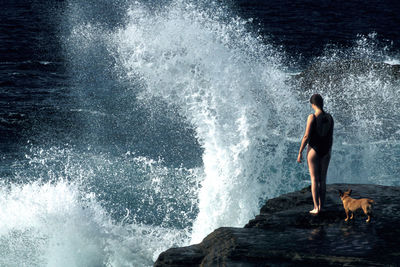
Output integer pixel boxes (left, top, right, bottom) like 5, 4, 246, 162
309, 208, 319, 214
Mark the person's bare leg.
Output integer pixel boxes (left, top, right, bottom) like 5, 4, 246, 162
307, 147, 320, 214
318, 152, 331, 211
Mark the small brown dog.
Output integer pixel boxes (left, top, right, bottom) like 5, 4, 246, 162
339, 189, 375, 223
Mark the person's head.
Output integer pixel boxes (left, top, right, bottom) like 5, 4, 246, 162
310, 94, 324, 111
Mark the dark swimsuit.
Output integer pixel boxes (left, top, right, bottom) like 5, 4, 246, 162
308, 112, 334, 157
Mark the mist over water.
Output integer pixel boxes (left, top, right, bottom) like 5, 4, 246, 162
1, 0, 400, 266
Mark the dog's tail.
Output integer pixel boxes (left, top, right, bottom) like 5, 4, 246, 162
368, 199, 375, 204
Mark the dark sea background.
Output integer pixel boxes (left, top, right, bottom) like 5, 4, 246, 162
1, 0, 399, 266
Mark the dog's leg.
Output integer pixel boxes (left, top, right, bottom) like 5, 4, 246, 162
363, 205, 371, 223
350, 212, 354, 220
345, 209, 349, 221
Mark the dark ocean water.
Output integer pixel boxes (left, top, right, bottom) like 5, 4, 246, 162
0, 0, 399, 266
237, 0, 400, 62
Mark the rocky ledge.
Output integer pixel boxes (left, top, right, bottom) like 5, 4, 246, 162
154, 184, 400, 266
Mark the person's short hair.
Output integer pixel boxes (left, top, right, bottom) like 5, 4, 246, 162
310, 94, 324, 110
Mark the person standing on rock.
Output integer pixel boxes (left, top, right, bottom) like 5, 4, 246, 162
297, 94, 334, 214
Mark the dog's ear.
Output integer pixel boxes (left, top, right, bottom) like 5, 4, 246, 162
348, 189, 352, 195
338, 190, 343, 197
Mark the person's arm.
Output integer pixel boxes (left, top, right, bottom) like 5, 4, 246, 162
297, 114, 314, 163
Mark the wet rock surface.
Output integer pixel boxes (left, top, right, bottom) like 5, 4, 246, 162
154, 184, 400, 266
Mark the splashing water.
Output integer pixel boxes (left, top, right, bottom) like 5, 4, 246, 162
109, 1, 304, 242
2, 0, 400, 266
67, 0, 400, 250
1, 146, 197, 266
